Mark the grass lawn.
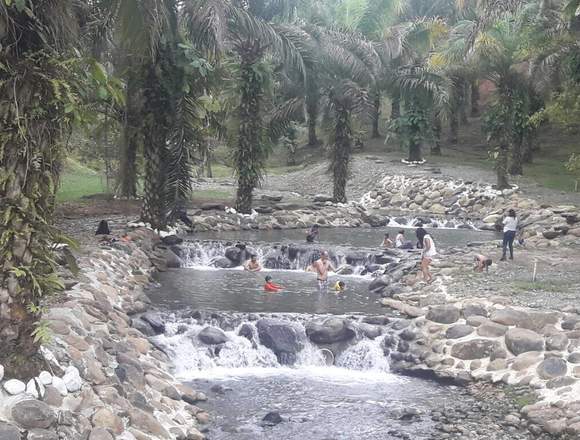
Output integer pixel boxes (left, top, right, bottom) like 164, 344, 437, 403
57, 159, 108, 202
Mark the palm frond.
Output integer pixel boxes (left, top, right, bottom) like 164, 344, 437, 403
268, 96, 305, 140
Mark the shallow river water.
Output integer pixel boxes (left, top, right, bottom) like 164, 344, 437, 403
148, 227, 513, 440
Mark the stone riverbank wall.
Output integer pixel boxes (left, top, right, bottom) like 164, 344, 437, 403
0, 228, 207, 440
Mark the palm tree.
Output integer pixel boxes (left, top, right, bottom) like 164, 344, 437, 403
0, 1, 90, 376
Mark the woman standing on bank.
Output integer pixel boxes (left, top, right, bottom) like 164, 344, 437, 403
501, 209, 518, 261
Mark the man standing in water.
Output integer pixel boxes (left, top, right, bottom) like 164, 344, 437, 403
311, 251, 335, 291
244, 255, 262, 272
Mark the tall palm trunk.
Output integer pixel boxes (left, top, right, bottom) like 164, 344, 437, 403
371, 90, 381, 138
331, 105, 352, 203
235, 41, 265, 214
118, 70, 143, 198
431, 114, 442, 156
470, 80, 480, 117
496, 143, 510, 189
390, 92, 401, 120
459, 80, 469, 125
449, 106, 459, 145
306, 90, 320, 147
1, 3, 77, 377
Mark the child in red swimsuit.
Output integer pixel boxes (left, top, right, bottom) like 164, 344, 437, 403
264, 276, 283, 292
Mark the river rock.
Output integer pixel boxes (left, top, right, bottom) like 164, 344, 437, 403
546, 334, 569, 351
11, 400, 55, 430
0, 422, 20, 440
92, 408, 124, 434
537, 358, 568, 380
27, 429, 58, 440
450, 339, 500, 360
477, 321, 508, 337
505, 329, 544, 355
445, 325, 474, 339
198, 327, 229, 345
212, 256, 236, 268
38, 371, 52, 386
42, 386, 63, 407
426, 305, 460, 324
261, 411, 283, 427
89, 428, 114, 440
257, 319, 305, 365
490, 308, 529, 326
462, 302, 489, 318
62, 366, 82, 393
568, 352, 580, 363
306, 318, 355, 344
0, 364, 3, 381
50, 377, 68, 396
140, 313, 165, 334
238, 324, 254, 341
542, 230, 560, 239
4, 379, 26, 395
128, 408, 170, 438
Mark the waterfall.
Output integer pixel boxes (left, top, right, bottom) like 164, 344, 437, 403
152, 315, 392, 381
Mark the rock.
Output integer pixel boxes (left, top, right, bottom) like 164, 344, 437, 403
88, 428, 114, 440
505, 328, 544, 355
0, 422, 20, 440
445, 325, 474, 339
27, 429, 58, 440
238, 323, 254, 341
62, 366, 82, 393
140, 313, 165, 334
26, 378, 44, 399
426, 305, 460, 324
3, 379, 26, 395
92, 408, 124, 434
261, 411, 283, 427
511, 352, 542, 371
542, 230, 561, 240
568, 352, 580, 364
519, 311, 560, 332
490, 308, 529, 326
200, 202, 225, 211
11, 400, 55, 430
306, 318, 355, 344
450, 339, 500, 360
358, 323, 382, 339
0, 364, 4, 381
197, 326, 229, 345
257, 319, 305, 365
466, 316, 487, 327
546, 376, 576, 389
487, 359, 507, 371
536, 358, 568, 380
313, 194, 334, 203
42, 386, 63, 407
462, 302, 489, 318
477, 321, 508, 338
546, 334, 569, 351
50, 377, 68, 396
38, 372, 52, 386
128, 408, 170, 438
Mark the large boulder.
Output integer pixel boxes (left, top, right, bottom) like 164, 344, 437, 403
546, 334, 569, 351
198, 327, 229, 345
0, 422, 20, 440
306, 318, 355, 344
462, 302, 489, 318
212, 257, 236, 269
537, 358, 568, 380
361, 212, 388, 227
224, 247, 243, 265
11, 400, 55, 430
477, 321, 508, 338
445, 324, 474, 339
140, 313, 165, 334
490, 308, 529, 326
426, 305, 460, 324
451, 339, 501, 360
257, 319, 305, 365
505, 328, 544, 356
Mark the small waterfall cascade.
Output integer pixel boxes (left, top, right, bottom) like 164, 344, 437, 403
177, 241, 388, 273
152, 314, 392, 381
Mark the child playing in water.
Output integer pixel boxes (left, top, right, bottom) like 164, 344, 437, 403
264, 276, 283, 292
333, 281, 345, 292
473, 254, 492, 273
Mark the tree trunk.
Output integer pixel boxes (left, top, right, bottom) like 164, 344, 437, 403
390, 93, 401, 120
448, 108, 459, 145
496, 144, 510, 189
306, 94, 320, 147
523, 132, 535, 164
509, 136, 524, 175
459, 80, 469, 125
470, 80, 480, 117
431, 115, 442, 156
332, 106, 351, 203
372, 90, 381, 138
118, 70, 143, 198
235, 42, 265, 214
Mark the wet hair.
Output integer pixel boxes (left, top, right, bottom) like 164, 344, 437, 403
95, 220, 110, 235
508, 209, 516, 218
312, 224, 319, 229
485, 259, 492, 267
384, 233, 390, 237
250, 254, 257, 260
398, 229, 405, 235
416, 228, 427, 243
338, 281, 345, 288
265, 276, 272, 282
321, 251, 329, 258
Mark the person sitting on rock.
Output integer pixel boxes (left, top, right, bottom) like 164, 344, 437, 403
264, 275, 283, 292
395, 230, 413, 250
381, 233, 394, 248
306, 224, 319, 243
474, 254, 492, 273
244, 255, 262, 272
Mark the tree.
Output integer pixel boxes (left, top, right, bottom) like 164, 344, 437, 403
0, 1, 94, 376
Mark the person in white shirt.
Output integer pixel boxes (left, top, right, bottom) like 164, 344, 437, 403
501, 209, 518, 261
395, 230, 413, 250
416, 228, 436, 283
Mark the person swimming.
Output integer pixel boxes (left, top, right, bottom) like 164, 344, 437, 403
264, 275, 283, 292
333, 281, 345, 292
306, 224, 319, 243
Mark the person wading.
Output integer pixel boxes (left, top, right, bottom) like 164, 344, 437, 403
501, 209, 518, 261
311, 251, 335, 291
416, 228, 436, 284
244, 255, 262, 272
